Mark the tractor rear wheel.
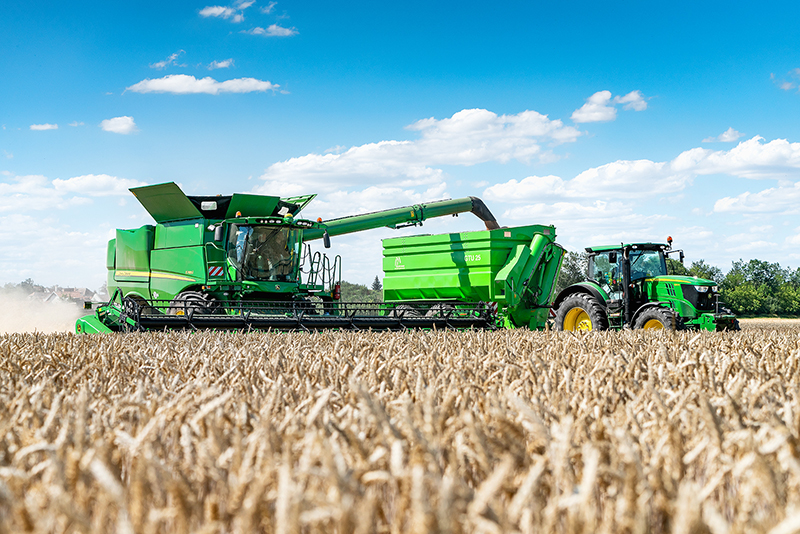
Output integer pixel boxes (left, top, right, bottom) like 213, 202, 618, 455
555, 293, 608, 332
634, 307, 675, 330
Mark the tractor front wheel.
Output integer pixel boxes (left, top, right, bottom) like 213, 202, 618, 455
633, 307, 675, 330
555, 293, 608, 332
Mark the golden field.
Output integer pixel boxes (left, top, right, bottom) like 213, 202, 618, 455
2, 325, 800, 533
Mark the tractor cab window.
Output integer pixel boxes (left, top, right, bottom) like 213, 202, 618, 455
589, 251, 623, 297
227, 224, 301, 282
629, 249, 667, 280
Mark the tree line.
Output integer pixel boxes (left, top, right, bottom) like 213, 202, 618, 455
557, 252, 800, 317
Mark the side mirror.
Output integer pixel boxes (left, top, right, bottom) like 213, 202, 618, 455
608, 252, 617, 264
214, 225, 224, 242
679, 251, 685, 264
323, 230, 331, 249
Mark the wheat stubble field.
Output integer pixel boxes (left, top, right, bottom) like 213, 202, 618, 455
2, 323, 800, 533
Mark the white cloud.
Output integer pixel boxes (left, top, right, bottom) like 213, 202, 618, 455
3, 150, 12, 159
614, 90, 647, 111
30, 123, 58, 131
245, 24, 298, 37
255, 108, 582, 195
261, 1, 277, 13
208, 58, 234, 70
786, 228, 800, 246
702, 127, 744, 143
200, 1, 254, 22
52, 174, 147, 196
772, 69, 800, 92
68, 121, 84, 127
571, 91, 616, 123
0, 174, 145, 214
150, 50, 186, 70
100, 116, 137, 134
714, 182, 800, 214
571, 90, 648, 123
126, 74, 279, 94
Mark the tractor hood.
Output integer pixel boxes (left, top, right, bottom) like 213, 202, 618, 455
130, 182, 312, 223
645, 275, 716, 287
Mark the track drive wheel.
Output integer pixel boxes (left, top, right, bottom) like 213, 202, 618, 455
633, 307, 675, 330
555, 293, 608, 332
168, 291, 218, 316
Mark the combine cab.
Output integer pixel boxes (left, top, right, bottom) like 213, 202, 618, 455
552, 239, 738, 331
78, 183, 565, 333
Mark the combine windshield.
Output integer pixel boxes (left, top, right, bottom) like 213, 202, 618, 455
227, 224, 301, 282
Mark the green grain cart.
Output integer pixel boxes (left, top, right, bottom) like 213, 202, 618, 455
77, 182, 565, 333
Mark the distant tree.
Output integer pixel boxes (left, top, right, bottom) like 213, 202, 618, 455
338, 280, 382, 304
556, 252, 588, 294
688, 260, 723, 284
666, 258, 690, 275
371, 275, 382, 291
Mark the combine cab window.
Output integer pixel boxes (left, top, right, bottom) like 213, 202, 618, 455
629, 249, 667, 280
227, 224, 301, 282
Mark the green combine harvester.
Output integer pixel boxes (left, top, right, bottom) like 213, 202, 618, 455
77, 182, 565, 333
552, 239, 739, 331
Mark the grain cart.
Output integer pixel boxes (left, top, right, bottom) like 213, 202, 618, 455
552, 239, 738, 331
77, 182, 564, 333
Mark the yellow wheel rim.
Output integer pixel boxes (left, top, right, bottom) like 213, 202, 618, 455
642, 318, 664, 329
564, 308, 593, 331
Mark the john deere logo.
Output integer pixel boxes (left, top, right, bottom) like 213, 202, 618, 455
394, 257, 405, 270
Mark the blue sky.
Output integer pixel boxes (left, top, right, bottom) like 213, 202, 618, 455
3, 0, 800, 288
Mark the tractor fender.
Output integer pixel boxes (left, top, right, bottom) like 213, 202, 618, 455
552, 282, 607, 311
631, 302, 672, 327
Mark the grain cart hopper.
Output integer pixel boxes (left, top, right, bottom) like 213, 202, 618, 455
552, 239, 738, 331
79, 182, 563, 333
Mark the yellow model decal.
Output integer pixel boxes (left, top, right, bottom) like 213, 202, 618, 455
116, 270, 196, 282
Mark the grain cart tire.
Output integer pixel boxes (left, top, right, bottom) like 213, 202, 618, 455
390, 304, 421, 318
555, 293, 608, 332
168, 291, 218, 316
633, 307, 675, 330
425, 303, 455, 317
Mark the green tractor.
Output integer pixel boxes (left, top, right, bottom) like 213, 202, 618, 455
552, 239, 738, 331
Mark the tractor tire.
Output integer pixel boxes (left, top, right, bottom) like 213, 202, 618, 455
554, 293, 608, 332
168, 291, 218, 316
633, 307, 675, 330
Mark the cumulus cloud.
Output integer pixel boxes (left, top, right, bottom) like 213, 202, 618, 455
200, 0, 254, 22
0, 174, 145, 214
772, 69, 800, 92
702, 127, 744, 143
255, 108, 582, 195
571, 90, 648, 123
208, 58, 234, 70
150, 50, 186, 70
69, 121, 84, 127
244, 24, 298, 37
100, 116, 137, 134
484, 136, 800, 216
30, 123, 58, 131
261, 1, 277, 13
126, 74, 279, 94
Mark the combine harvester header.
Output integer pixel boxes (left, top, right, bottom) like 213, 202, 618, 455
77, 182, 565, 333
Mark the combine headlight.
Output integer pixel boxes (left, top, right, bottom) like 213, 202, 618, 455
695, 286, 710, 293
712, 285, 718, 293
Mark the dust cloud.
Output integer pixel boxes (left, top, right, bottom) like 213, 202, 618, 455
0, 293, 86, 334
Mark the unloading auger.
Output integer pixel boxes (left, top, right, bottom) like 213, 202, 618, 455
76, 182, 564, 333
